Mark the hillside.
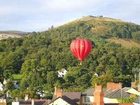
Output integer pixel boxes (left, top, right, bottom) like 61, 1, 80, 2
62, 16, 140, 39
108, 38, 140, 48
57, 15, 140, 47
0, 16, 140, 98
0, 31, 28, 40
64, 16, 123, 25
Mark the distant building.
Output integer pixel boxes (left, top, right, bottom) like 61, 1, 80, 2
57, 68, 67, 77
0, 94, 6, 105
0, 82, 3, 91
0, 99, 6, 105
12, 99, 48, 105
45, 82, 137, 105
13, 81, 19, 89
12, 82, 139, 105
44, 87, 81, 105
3, 79, 7, 85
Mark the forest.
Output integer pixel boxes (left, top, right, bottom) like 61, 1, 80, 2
0, 16, 140, 99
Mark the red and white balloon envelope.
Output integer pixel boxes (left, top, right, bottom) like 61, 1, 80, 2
70, 38, 93, 63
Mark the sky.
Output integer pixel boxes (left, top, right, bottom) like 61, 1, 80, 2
0, 0, 140, 32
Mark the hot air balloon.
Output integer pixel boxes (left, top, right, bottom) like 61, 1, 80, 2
70, 38, 93, 63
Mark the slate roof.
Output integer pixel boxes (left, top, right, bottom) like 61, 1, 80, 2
17, 100, 47, 105
105, 87, 130, 98
82, 87, 131, 98
82, 88, 106, 96
47, 92, 81, 105
18, 100, 31, 105
63, 92, 81, 104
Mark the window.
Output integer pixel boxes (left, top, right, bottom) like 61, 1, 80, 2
84, 96, 90, 102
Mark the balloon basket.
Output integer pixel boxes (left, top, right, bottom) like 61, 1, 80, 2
79, 62, 82, 65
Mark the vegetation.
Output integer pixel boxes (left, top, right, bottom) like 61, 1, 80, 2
118, 95, 137, 103
108, 38, 140, 48
0, 16, 140, 98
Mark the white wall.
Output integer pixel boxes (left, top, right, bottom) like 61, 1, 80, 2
12, 102, 19, 105
82, 96, 119, 104
0, 82, 3, 91
49, 98, 70, 105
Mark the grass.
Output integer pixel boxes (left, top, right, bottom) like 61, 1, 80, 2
12, 74, 22, 80
107, 38, 140, 48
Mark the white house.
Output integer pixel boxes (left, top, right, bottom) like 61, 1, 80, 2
48, 97, 72, 105
58, 68, 67, 77
0, 82, 3, 91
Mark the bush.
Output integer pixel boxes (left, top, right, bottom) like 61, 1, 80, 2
118, 96, 137, 103
132, 31, 140, 41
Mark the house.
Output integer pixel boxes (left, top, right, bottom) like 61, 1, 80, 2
12, 93, 50, 105
0, 99, 6, 105
12, 82, 137, 105
13, 81, 19, 89
82, 82, 132, 105
12, 99, 49, 105
45, 82, 137, 105
0, 94, 6, 105
44, 87, 82, 105
57, 68, 67, 77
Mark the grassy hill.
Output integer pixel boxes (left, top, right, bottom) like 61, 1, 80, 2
56, 15, 140, 48
108, 38, 140, 48
59, 16, 140, 40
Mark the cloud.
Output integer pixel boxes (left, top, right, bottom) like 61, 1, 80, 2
0, 6, 16, 16
99, 0, 140, 23
0, 0, 140, 31
0, 0, 43, 16
39, 0, 107, 12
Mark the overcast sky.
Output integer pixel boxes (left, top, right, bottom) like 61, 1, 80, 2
0, 0, 140, 32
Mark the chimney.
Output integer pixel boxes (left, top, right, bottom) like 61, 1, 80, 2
31, 99, 34, 105
107, 82, 122, 90
131, 82, 137, 89
54, 87, 63, 98
94, 85, 104, 105
15, 97, 18, 101
24, 94, 29, 101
